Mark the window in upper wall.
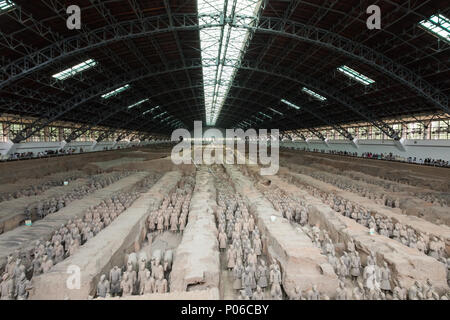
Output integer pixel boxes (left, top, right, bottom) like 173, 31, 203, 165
392, 123, 403, 138
431, 120, 449, 140
372, 126, 382, 139
0, 123, 5, 142
9, 124, 24, 139
29, 129, 45, 142
406, 122, 424, 140
46, 127, 57, 142
359, 126, 369, 139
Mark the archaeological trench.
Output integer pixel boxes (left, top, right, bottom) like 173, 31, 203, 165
0, 146, 449, 300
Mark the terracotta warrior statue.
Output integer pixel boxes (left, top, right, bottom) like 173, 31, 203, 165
140, 270, 155, 295
96, 274, 110, 298
109, 266, 122, 297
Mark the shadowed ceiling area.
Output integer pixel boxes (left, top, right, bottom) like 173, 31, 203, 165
0, 0, 448, 142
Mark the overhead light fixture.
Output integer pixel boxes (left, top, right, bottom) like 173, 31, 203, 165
301, 87, 327, 101
52, 59, 97, 81
419, 14, 450, 43
281, 99, 301, 110
198, 0, 262, 126
101, 84, 131, 99
0, 0, 15, 13
127, 98, 149, 109
337, 65, 375, 86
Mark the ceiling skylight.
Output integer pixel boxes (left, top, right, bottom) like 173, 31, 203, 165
258, 112, 272, 119
419, 14, 450, 43
143, 105, 160, 115
154, 111, 168, 120
101, 84, 130, 99
198, 0, 262, 126
337, 65, 375, 86
281, 99, 301, 110
0, 0, 15, 13
127, 98, 149, 109
52, 59, 97, 81
269, 107, 284, 116
301, 87, 327, 101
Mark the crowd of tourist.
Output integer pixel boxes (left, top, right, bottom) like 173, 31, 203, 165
6, 148, 79, 161
302, 148, 449, 168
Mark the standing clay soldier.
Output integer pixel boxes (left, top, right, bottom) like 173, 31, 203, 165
306, 285, 320, 300
242, 267, 253, 298
291, 286, 304, 300
30, 254, 42, 276
253, 235, 262, 256
13, 258, 25, 283
0, 273, 14, 300
109, 266, 122, 297
335, 281, 348, 300
256, 261, 268, 291
232, 260, 243, 291
347, 239, 356, 253
408, 281, 421, 300
155, 273, 167, 294
6, 255, 15, 277
380, 262, 392, 294
96, 274, 110, 298
41, 255, 53, 273
252, 286, 264, 300
140, 270, 155, 295
350, 252, 361, 282
124, 263, 137, 293
120, 273, 133, 297
352, 282, 365, 300
392, 285, 406, 300
170, 213, 178, 232
15, 272, 32, 300
218, 230, 227, 251
270, 265, 282, 298
53, 241, 64, 263
227, 245, 236, 271
137, 258, 148, 293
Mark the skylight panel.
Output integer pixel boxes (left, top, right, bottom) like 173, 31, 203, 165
258, 112, 272, 119
52, 59, 97, 81
161, 115, 173, 123
301, 87, 327, 101
419, 14, 450, 43
253, 115, 264, 122
269, 107, 283, 116
101, 84, 130, 99
281, 99, 301, 110
127, 98, 149, 109
154, 111, 168, 120
142, 105, 160, 115
337, 65, 375, 86
0, 0, 15, 12
198, 0, 261, 126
